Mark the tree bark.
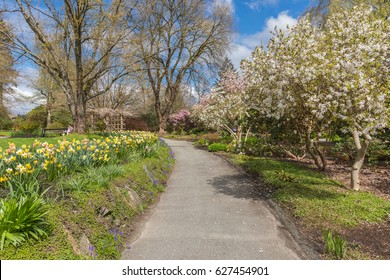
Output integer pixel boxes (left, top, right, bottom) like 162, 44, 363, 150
158, 111, 170, 134
351, 129, 370, 191
305, 128, 327, 171
74, 93, 86, 133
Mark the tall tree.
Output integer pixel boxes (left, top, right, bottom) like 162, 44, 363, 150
2, 0, 132, 133
129, 0, 233, 133
31, 67, 67, 126
217, 57, 235, 79
0, 16, 17, 108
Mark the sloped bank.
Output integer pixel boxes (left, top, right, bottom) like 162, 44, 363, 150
0, 140, 174, 259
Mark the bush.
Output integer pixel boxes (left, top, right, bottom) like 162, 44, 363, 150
168, 110, 194, 133
367, 140, 390, 164
194, 138, 210, 147
46, 122, 66, 129
10, 128, 42, 138
208, 143, 228, 152
51, 109, 72, 127
13, 105, 47, 134
125, 117, 150, 131
243, 136, 286, 157
0, 194, 49, 250
0, 106, 13, 130
141, 112, 159, 132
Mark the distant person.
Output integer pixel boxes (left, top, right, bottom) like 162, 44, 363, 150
66, 125, 74, 135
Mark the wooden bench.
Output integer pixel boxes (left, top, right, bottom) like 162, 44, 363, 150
41, 128, 68, 137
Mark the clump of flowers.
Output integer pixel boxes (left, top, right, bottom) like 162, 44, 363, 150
168, 110, 193, 133
0, 131, 159, 188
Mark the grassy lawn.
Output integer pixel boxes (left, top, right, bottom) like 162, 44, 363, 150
229, 155, 390, 230
0, 133, 101, 149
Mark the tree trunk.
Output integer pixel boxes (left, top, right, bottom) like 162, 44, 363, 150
351, 130, 370, 191
74, 93, 86, 134
158, 115, 168, 134
305, 128, 327, 171
237, 124, 242, 153
46, 108, 51, 126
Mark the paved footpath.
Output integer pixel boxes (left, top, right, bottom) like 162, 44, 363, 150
122, 139, 305, 260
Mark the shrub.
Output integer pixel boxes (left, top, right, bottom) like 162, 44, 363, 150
168, 110, 194, 133
0, 194, 49, 250
0, 106, 13, 130
125, 117, 150, 131
10, 128, 42, 138
194, 138, 209, 147
243, 136, 286, 157
51, 109, 72, 127
13, 105, 47, 134
46, 122, 66, 129
208, 143, 228, 152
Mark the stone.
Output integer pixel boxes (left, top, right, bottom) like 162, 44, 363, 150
79, 234, 97, 258
119, 185, 142, 209
114, 219, 121, 227
98, 206, 111, 217
143, 165, 159, 185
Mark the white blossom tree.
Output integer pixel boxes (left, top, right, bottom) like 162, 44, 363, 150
243, 4, 389, 190
192, 70, 250, 152
242, 18, 331, 170
321, 5, 390, 190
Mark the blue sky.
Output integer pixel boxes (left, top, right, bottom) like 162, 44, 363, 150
8, 0, 313, 114
223, 0, 312, 66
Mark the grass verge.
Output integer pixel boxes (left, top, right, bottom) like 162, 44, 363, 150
228, 154, 390, 259
0, 143, 174, 259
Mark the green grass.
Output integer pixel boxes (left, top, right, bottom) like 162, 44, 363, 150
0, 144, 174, 259
230, 155, 390, 229
0, 133, 102, 149
0, 131, 12, 137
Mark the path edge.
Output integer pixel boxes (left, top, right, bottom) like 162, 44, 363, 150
213, 152, 320, 260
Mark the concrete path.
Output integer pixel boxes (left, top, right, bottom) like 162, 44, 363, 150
121, 139, 304, 260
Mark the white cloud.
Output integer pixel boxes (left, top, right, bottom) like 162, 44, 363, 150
241, 11, 297, 49
245, 0, 279, 11
8, 66, 40, 114
213, 0, 235, 13
229, 42, 253, 69
228, 11, 297, 68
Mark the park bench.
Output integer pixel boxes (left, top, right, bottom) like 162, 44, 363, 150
41, 127, 68, 137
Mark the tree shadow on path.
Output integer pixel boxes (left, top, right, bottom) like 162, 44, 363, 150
207, 174, 268, 201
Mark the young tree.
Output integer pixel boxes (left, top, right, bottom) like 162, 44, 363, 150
322, 5, 390, 190
193, 70, 250, 152
242, 18, 332, 170
129, 0, 233, 133
3, 0, 131, 133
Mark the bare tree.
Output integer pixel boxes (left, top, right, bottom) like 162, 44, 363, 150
0, 16, 17, 108
129, 0, 233, 133
88, 75, 140, 110
2, 0, 133, 133
30, 67, 67, 126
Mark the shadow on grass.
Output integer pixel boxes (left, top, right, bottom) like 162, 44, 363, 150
230, 156, 390, 228
232, 157, 345, 202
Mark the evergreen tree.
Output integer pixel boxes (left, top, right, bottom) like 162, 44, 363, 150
215, 57, 235, 85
